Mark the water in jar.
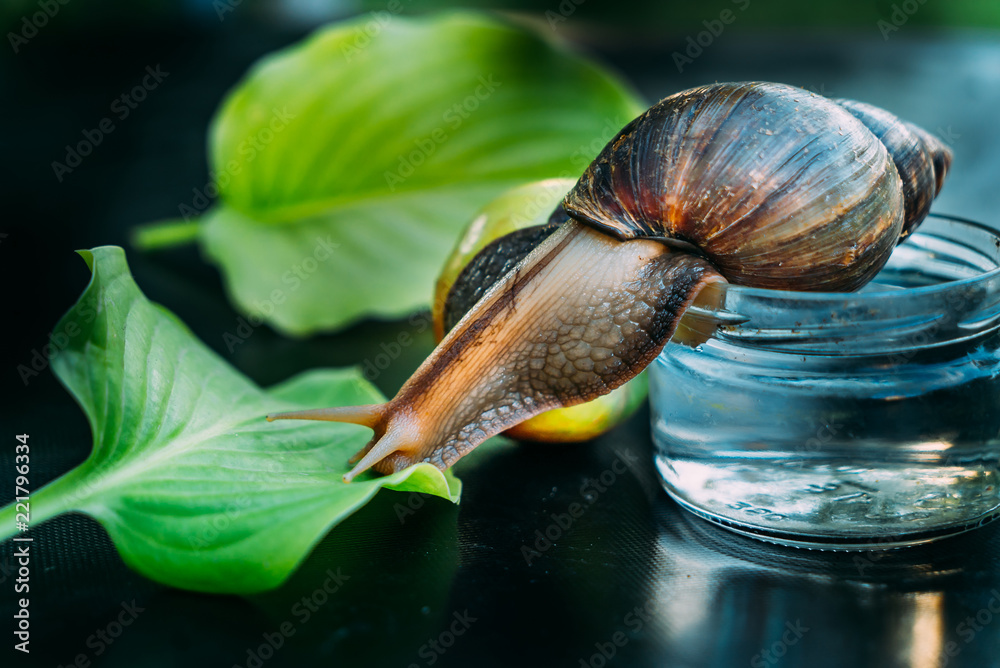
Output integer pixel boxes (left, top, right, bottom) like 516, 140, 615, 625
651, 218, 1000, 549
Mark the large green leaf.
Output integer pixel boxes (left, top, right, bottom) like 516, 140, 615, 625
137, 12, 644, 335
0, 247, 460, 594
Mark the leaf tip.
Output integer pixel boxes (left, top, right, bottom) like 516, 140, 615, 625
75, 249, 95, 272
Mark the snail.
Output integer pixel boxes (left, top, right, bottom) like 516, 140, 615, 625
267, 81, 952, 482
433, 178, 655, 443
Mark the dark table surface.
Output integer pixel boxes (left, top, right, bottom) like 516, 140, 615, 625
4, 14, 1000, 668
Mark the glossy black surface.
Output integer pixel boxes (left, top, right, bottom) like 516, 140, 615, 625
4, 13, 1000, 668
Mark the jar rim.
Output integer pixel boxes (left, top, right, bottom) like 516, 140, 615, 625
692, 214, 1000, 354
721, 213, 1000, 302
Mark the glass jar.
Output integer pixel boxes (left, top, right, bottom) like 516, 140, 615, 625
651, 215, 1000, 550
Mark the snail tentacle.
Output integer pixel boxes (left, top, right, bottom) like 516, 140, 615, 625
276, 220, 724, 481
269, 81, 953, 478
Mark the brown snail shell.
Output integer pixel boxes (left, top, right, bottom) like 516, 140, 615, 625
832, 97, 951, 238
268, 81, 953, 481
564, 82, 949, 291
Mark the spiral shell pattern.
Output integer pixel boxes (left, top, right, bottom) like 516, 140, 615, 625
563, 82, 951, 292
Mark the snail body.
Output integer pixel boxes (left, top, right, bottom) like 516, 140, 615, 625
268, 82, 952, 481
434, 178, 650, 443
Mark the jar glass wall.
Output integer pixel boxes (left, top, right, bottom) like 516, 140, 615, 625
651, 215, 1000, 549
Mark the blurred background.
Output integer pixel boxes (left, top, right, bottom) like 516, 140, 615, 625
5, 2, 1000, 667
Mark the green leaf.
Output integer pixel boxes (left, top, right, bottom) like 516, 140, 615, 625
144, 12, 644, 335
0, 247, 460, 594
